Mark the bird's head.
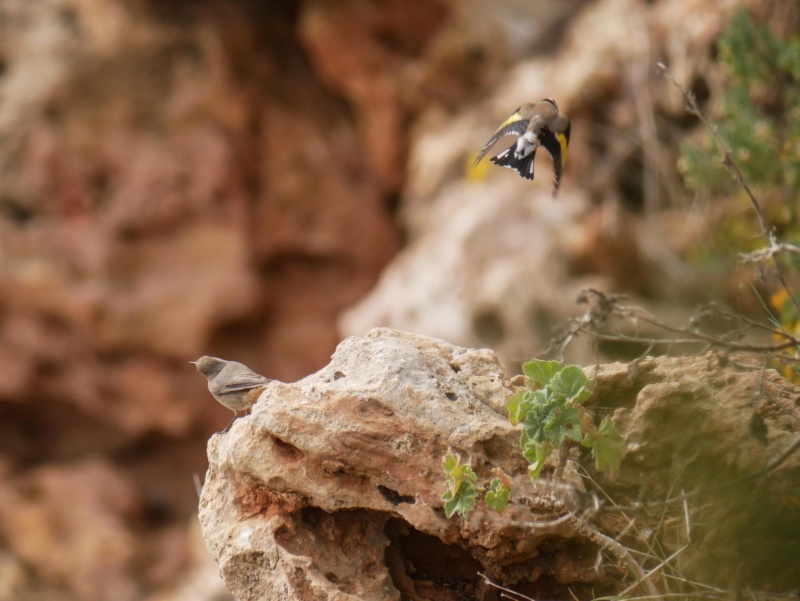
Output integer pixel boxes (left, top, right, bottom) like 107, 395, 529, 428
191, 355, 227, 378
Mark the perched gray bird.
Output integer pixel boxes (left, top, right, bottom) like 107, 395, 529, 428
474, 99, 571, 194
192, 356, 271, 431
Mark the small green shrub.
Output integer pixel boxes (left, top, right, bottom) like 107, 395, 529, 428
441, 359, 622, 518
507, 359, 623, 479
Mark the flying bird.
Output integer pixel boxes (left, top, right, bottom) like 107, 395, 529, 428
474, 99, 571, 195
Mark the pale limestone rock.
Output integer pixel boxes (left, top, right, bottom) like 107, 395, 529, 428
200, 332, 800, 598
339, 182, 608, 368
199, 328, 605, 600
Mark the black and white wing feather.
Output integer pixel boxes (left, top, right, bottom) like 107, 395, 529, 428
473, 109, 530, 166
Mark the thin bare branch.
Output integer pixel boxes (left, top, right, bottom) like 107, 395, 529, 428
741, 242, 800, 263
559, 290, 800, 355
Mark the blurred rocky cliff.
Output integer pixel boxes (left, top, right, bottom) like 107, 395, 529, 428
0, 0, 794, 599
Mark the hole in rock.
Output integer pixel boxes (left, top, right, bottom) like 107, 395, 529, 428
271, 436, 304, 462
384, 518, 482, 600
444, 391, 457, 401
449, 363, 461, 373
377, 485, 415, 506
384, 521, 609, 601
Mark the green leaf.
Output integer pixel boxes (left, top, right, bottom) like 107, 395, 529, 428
461, 464, 477, 484
442, 450, 477, 496
506, 390, 531, 425
523, 443, 551, 479
546, 404, 582, 447
505, 359, 603, 481
550, 366, 594, 404
442, 449, 459, 475
522, 359, 563, 387
529, 387, 552, 408
520, 389, 555, 446
442, 481, 477, 518
588, 418, 625, 477
484, 477, 510, 513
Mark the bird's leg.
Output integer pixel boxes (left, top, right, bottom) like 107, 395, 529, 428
222, 410, 238, 433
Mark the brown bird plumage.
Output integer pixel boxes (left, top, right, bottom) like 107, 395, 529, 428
192, 355, 271, 431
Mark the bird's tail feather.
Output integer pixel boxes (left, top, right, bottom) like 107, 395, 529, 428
490, 145, 536, 181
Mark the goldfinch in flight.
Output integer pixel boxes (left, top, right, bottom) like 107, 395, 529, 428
474, 99, 571, 194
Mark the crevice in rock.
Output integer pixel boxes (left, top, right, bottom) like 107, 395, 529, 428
382, 520, 613, 601
384, 518, 482, 601
376, 485, 415, 506
270, 436, 304, 463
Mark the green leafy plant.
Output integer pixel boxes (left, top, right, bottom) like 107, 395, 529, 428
484, 476, 511, 513
507, 359, 623, 479
442, 360, 623, 519
441, 449, 478, 518
441, 450, 511, 518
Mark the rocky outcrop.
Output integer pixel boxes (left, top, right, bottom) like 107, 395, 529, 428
200, 329, 800, 599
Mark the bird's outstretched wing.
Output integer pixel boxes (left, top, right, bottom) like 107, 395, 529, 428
537, 124, 570, 194
474, 109, 530, 166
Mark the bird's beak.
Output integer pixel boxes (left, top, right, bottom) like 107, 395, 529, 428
189, 361, 197, 365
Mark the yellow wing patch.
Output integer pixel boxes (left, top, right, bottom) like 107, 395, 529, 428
495, 111, 525, 135
555, 132, 569, 170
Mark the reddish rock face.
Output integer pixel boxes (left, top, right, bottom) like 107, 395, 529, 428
298, 0, 448, 192
0, 1, 402, 386
0, 2, 413, 420
0, 1, 412, 599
